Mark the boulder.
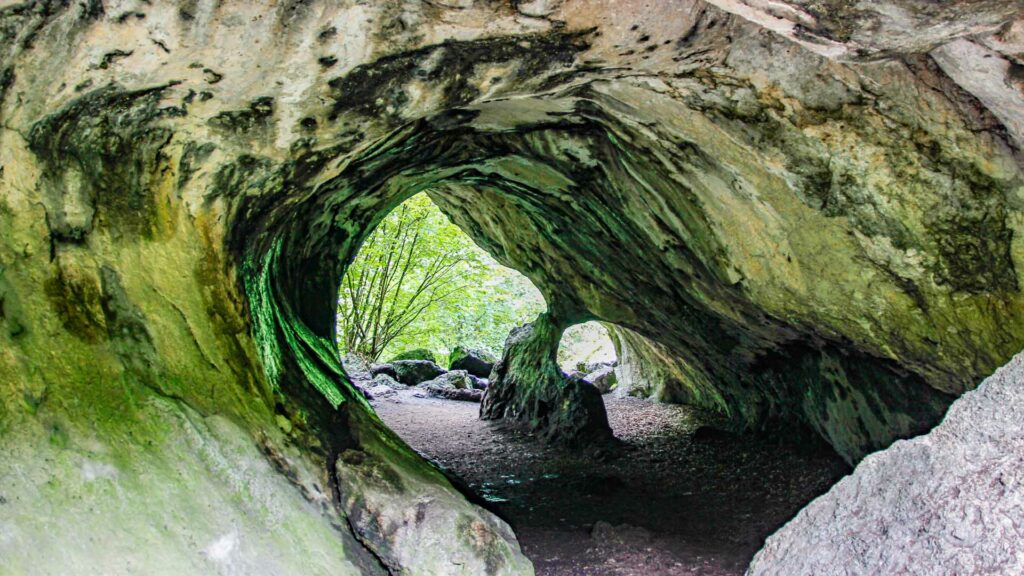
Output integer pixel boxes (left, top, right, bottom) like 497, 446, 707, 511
418, 370, 473, 390
425, 384, 484, 403
392, 360, 446, 386
585, 366, 617, 394
748, 352, 1024, 575
367, 384, 397, 399
372, 373, 404, 390
369, 363, 398, 380
448, 345, 496, 378
388, 348, 438, 364
576, 360, 613, 374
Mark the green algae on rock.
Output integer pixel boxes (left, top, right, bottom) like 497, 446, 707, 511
2, 0, 1024, 574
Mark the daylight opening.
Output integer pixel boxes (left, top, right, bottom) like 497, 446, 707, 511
333, 192, 848, 575
336, 192, 545, 370
557, 321, 617, 374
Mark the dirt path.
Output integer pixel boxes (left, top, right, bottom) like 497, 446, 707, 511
373, 390, 848, 575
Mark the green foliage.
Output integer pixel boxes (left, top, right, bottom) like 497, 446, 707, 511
337, 193, 545, 362
389, 348, 437, 363
557, 321, 616, 371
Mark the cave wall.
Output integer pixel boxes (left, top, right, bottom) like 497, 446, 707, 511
0, 0, 1023, 573
747, 349, 1024, 575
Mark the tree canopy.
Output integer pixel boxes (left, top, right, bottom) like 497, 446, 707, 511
337, 193, 546, 363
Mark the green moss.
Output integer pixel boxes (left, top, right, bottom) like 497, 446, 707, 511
43, 263, 106, 343
28, 84, 177, 242
388, 348, 436, 363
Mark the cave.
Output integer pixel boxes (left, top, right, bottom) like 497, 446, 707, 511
2, 2, 1024, 575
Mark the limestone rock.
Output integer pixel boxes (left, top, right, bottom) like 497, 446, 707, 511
367, 384, 397, 399
482, 315, 614, 446
585, 366, 618, 394
449, 346, 497, 378
369, 363, 398, 380
2, 0, 1024, 573
426, 385, 485, 402
372, 373, 404, 390
748, 352, 1024, 575
419, 369, 476, 391
393, 360, 447, 386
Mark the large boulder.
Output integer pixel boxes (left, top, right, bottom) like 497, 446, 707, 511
372, 373, 405, 390
448, 346, 497, 378
748, 352, 1024, 575
365, 384, 397, 400
392, 360, 446, 386
585, 366, 618, 394
369, 363, 398, 380
482, 314, 614, 446
417, 370, 485, 402
389, 348, 438, 364
417, 370, 483, 391
429, 387, 484, 403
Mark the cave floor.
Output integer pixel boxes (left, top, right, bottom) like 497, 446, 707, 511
373, 391, 849, 575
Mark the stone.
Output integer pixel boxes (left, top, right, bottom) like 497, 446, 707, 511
482, 314, 614, 446
367, 384, 397, 399
448, 345, 497, 378
418, 369, 475, 391
389, 348, 438, 364
425, 385, 485, 402
585, 366, 617, 394
749, 351, 1024, 576
392, 360, 446, 386
372, 373, 404, 390
369, 363, 398, 380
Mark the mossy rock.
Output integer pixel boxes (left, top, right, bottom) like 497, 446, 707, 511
392, 360, 446, 386
448, 345, 497, 378
389, 348, 437, 363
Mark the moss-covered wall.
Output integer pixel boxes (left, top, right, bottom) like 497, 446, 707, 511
1, 1, 1023, 572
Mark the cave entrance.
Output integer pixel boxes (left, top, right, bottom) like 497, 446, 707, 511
557, 320, 617, 378
335, 190, 545, 390
334, 195, 848, 575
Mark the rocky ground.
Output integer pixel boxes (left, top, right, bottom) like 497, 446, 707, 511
373, 391, 849, 575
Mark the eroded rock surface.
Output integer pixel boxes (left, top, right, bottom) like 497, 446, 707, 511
748, 351, 1024, 576
1, 0, 1023, 573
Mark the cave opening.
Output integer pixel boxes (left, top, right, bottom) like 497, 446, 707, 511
6, 4, 1024, 575
332, 185, 850, 574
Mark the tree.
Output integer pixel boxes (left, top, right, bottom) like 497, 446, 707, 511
337, 193, 546, 363
337, 194, 475, 361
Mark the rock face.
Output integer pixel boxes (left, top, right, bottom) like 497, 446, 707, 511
449, 346, 496, 378
1, 0, 1024, 573
748, 351, 1024, 576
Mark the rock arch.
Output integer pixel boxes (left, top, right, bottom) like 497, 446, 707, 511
2, 1, 1024, 573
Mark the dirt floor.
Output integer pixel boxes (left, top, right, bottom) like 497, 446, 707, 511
373, 389, 849, 576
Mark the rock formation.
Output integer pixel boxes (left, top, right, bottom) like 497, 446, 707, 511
1, 0, 1023, 574
747, 351, 1024, 576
